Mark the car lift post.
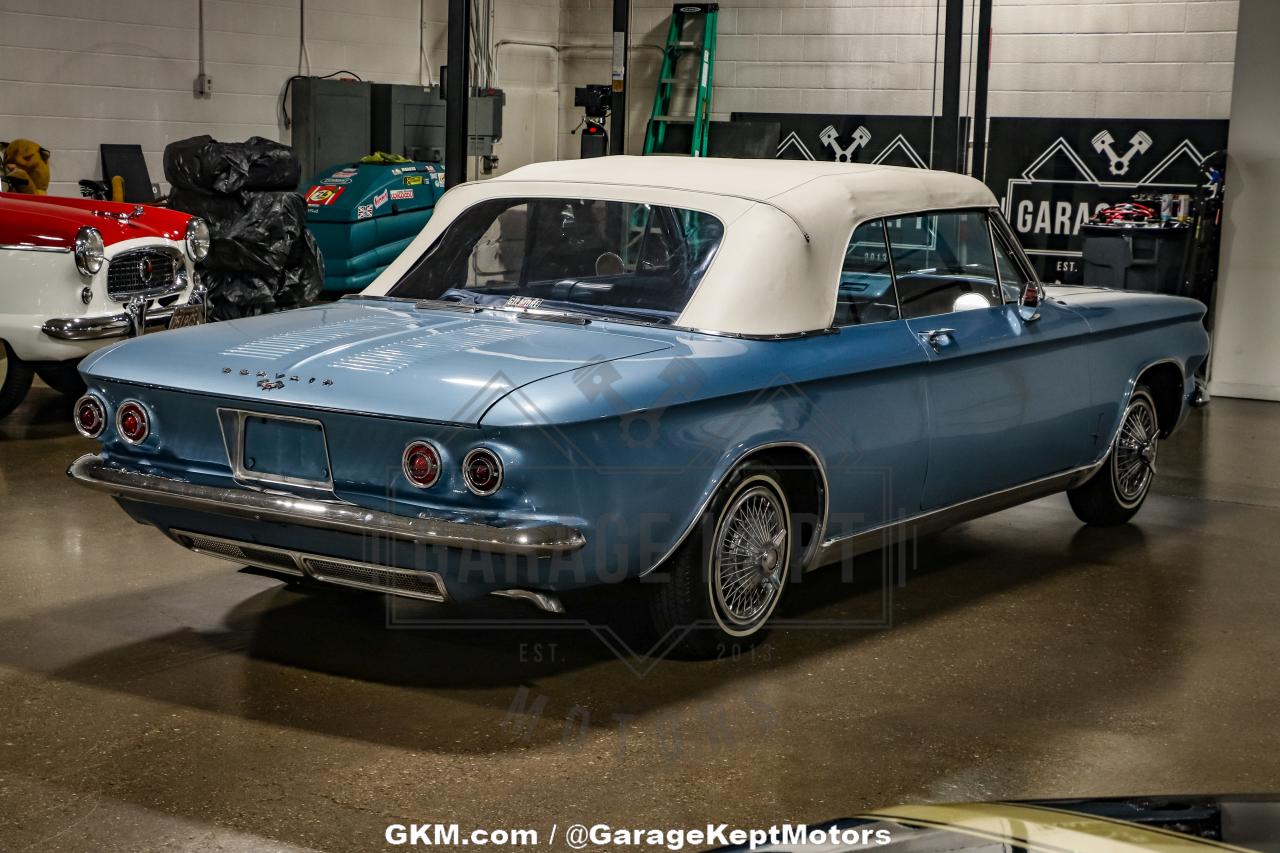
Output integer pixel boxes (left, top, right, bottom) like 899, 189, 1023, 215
610, 0, 630, 155
935, 0, 965, 173
971, 0, 993, 181
445, 0, 470, 188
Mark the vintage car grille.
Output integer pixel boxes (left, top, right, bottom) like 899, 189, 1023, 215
169, 529, 445, 602
106, 248, 181, 301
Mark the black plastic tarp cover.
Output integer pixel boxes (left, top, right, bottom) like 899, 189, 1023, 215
170, 190, 306, 276
164, 135, 300, 194
165, 137, 323, 318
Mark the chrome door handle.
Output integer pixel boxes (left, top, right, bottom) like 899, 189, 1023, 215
919, 328, 956, 353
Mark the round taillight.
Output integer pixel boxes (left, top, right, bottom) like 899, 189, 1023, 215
462, 447, 503, 496
73, 394, 106, 438
116, 401, 149, 444
402, 440, 441, 489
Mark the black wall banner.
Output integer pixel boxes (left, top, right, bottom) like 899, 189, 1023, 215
729, 112, 1229, 286
731, 113, 961, 169
985, 117, 1228, 283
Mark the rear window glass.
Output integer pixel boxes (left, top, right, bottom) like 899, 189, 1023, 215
388, 197, 725, 324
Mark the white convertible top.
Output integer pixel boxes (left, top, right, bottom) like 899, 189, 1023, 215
364, 156, 999, 336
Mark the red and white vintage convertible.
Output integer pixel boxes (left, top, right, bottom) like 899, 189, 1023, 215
0, 192, 209, 417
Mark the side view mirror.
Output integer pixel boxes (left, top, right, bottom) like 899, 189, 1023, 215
1018, 283, 1042, 322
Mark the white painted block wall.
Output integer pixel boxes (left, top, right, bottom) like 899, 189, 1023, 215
558, 0, 1239, 157
0, 0, 1241, 192
0, 0, 559, 196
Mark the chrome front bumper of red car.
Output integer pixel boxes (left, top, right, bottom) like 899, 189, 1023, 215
43, 304, 186, 340
42, 284, 208, 341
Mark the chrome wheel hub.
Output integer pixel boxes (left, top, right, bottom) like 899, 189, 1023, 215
1113, 397, 1159, 504
712, 483, 789, 629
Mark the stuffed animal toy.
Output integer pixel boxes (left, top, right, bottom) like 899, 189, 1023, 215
1, 139, 52, 195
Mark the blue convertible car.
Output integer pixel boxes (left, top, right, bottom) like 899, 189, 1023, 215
70, 157, 1210, 655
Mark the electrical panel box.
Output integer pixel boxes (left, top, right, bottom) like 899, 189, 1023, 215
370, 83, 505, 162
467, 90, 505, 155
371, 83, 448, 163
289, 77, 373, 189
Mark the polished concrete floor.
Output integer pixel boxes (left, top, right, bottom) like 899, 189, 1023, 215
1, 381, 1279, 851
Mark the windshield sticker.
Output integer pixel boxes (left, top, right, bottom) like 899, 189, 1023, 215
373, 189, 389, 208
305, 185, 345, 206
505, 296, 543, 310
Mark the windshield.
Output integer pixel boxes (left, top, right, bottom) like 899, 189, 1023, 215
387, 197, 724, 324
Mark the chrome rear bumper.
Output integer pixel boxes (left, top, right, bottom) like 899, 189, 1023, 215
67, 454, 586, 558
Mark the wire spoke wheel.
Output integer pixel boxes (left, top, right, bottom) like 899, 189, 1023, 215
1068, 385, 1162, 528
1112, 394, 1159, 506
710, 481, 790, 634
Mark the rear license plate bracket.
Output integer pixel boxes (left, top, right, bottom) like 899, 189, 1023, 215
219, 409, 333, 490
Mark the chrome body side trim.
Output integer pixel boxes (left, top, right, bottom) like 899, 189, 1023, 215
68, 454, 587, 557
634, 349, 1190, 580
638, 440, 830, 577
812, 463, 1098, 569
491, 589, 566, 614
0, 242, 71, 254
811, 356, 1172, 569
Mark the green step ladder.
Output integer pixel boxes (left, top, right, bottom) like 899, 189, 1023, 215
643, 3, 719, 157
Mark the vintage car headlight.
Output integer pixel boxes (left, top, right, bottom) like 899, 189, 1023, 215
73, 394, 107, 439
402, 441, 442, 489
116, 401, 150, 445
462, 447, 503, 496
184, 217, 210, 262
74, 226, 105, 276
